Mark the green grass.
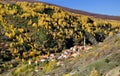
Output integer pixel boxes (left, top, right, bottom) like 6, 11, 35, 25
72, 52, 120, 76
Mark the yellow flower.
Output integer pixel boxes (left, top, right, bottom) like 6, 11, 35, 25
5, 32, 10, 37
18, 28, 24, 33
22, 59, 25, 63
29, 51, 36, 57
16, 35, 24, 44
33, 44, 37, 48
28, 19, 32, 25
9, 42, 13, 47
32, 23, 37, 27
13, 48, 18, 54
5, 32, 13, 38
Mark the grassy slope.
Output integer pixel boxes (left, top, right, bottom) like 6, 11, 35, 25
72, 34, 120, 76
44, 34, 120, 76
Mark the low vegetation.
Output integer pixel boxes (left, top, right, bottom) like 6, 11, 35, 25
0, 0, 120, 76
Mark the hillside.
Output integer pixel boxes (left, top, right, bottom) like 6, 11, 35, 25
34, 33, 120, 76
39, 1, 120, 21
66, 34, 120, 76
0, 0, 120, 76
1, 0, 120, 21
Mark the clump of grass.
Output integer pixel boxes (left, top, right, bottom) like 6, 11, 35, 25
43, 60, 57, 73
72, 52, 120, 76
89, 68, 100, 76
13, 64, 31, 76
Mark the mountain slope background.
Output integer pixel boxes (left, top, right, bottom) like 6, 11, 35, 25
0, 0, 120, 76
1, 0, 120, 21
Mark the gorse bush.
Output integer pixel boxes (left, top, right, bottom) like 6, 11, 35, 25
0, 1, 120, 73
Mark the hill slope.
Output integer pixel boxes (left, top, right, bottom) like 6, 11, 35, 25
1, 33, 120, 76
0, 1, 120, 75
70, 34, 120, 76
39, 34, 120, 76
39, 1, 120, 21
1, 0, 120, 21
